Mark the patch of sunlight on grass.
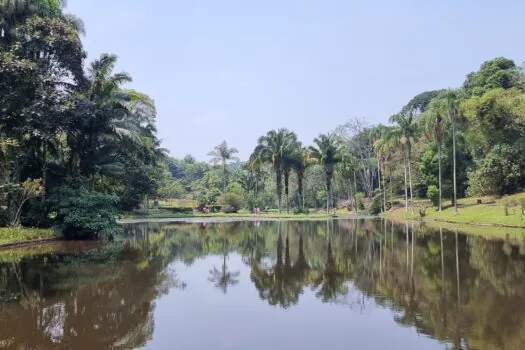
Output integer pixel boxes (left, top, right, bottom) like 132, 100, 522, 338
0, 227, 56, 245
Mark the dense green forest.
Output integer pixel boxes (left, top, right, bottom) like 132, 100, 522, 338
2, 1, 525, 238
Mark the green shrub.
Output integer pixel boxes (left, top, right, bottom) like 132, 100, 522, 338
356, 192, 365, 210
369, 190, 383, 215
293, 208, 309, 214
245, 193, 264, 210
222, 205, 237, 214
427, 185, 439, 207
467, 144, 525, 196
316, 190, 327, 207
220, 193, 244, 213
50, 186, 122, 239
197, 188, 222, 206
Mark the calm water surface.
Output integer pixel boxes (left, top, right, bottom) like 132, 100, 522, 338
1, 219, 525, 349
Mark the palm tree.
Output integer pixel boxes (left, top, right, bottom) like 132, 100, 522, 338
310, 133, 341, 213
443, 90, 461, 214
390, 110, 418, 213
282, 154, 293, 213
65, 53, 135, 177
291, 147, 314, 212
252, 129, 299, 213
207, 140, 239, 193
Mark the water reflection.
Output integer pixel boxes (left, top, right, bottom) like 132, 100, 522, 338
1, 220, 525, 349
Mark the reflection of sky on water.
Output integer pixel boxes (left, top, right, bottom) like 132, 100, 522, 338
146, 253, 443, 350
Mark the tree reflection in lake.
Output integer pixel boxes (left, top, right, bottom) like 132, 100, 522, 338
2, 219, 525, 349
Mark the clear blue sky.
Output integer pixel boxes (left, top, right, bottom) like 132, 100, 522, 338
68, 0, 525, 161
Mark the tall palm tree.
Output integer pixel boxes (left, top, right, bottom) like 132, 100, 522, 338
310, 133, 341, 213
252, 129, 299, 213
443, 90, 460, 214
390, 110, 418, 213
291, 147, 314, 212
282, 154, 293, 213
66, 53, 135, 178
207, 140, 239, 193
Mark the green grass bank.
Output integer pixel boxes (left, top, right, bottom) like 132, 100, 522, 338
387, 193, 525, 228
0, 227, 57, 247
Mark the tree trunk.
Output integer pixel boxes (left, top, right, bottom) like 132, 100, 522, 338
348, 179, 354, 212
390, 174, 394, 210
438, 142, 443, 212
284, 169, 290, 214
382, 163, 387, 212
276, 168, 282, 213
403, 152, 408, 212
222, 160, 227, 193
376, 153, 383, 213
326, 173, 331, 214
407, 146, 414, 214
42, 142, 47, 200
297, 172, 304, 211
353, 171, 359, 212
452, 121, 458, 214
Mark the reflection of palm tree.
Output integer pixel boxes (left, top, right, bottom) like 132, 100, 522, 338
454, 229, 461, 348
208, 239, 240, 294
312, 238, 348, 302
293, 233, 310, 275
239, 226, 265, 265
250, 230, 302, 308
439, 228, 448, 329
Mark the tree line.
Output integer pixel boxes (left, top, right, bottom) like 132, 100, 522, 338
165, 56, 525, 215
1, 1, 166, 237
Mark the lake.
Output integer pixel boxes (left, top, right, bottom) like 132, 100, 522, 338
1, 219, 525, 349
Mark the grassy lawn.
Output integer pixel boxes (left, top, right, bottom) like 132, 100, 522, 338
388, 193, 525, 227
420, 220, 525, 238
0, 227, 56, 245
153, 199, 196, 208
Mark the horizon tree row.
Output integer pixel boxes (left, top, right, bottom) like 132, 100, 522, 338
166, 57, 525, 215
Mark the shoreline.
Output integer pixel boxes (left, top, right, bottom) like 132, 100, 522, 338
4, 208, 525, 250
117, 213, 375, 224
0, 237, 60, 250
384, 214, 525, 229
